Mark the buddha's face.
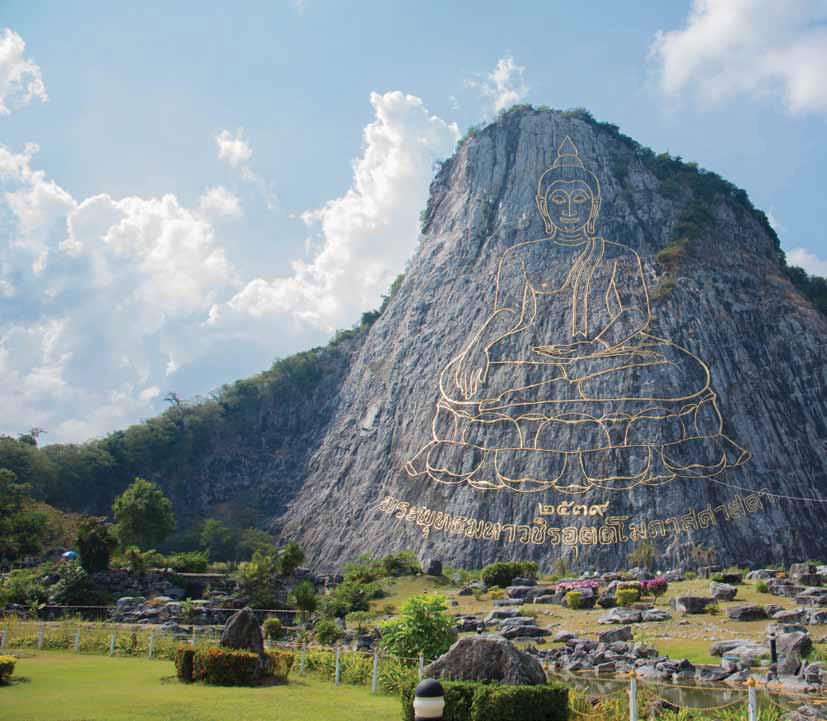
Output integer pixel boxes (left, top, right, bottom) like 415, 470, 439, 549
544, 180, 596, 233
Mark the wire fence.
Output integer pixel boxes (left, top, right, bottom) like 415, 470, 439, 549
1, 616, 826, 718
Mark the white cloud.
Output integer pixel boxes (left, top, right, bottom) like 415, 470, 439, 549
209, 91, 459, 332
466, 55, 529, 114
198, 186, 242, 218
788, 247, 827, 277
0, 28, 47, 115
215, 129, 253, 168
289, 0, 306, 15
215, 128, 277, 210
651, 0, 827, 114
0, 143, 242, 442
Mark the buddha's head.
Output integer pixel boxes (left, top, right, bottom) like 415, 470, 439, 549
536, 136, 601, 237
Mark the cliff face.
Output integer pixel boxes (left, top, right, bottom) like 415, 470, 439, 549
277, 108, 827, 571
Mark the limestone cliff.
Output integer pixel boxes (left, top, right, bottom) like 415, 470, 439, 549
277, 108, 827, 571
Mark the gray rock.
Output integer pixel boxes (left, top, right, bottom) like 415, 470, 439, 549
710, 582, 738, 601
599, 607, 642, 624
726, 604, 768, 621
670, 596, 714, 614
598, 626, 633, 644
554, 630, 578, 643
642, 609, 672, 622
220, 607, 265, 670
512, 576, 536, 587
533, 595, 556, 604
424, 635, 546, 684
484, 608, 520, 624
774, 608, 807, 624
494, 598, 524, 607
500, 624, 549, 639
506, 585, 535, 599
695, 665, 733, 682
710, 639, 754, 656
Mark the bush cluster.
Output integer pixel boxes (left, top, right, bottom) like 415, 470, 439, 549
175, 646, 196, 682
264, 649, 294, 682
401, 680, 569, 721
0, 655, 16, 682
565, 591, 583, 610
616, 588, 640, 607
192, 647, 260, 686
480, 561, 538, 589
262, 617, 283, 640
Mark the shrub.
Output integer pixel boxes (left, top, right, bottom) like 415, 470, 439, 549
263, 617, 283, 640
287, 579, 318, 621
471, 683, 569, 721
265, 649, 294, 682
401, 680, 482, 721
50, 560, 90, 605
166, 551, 209, 572
381, 551, 421, 577
314, 618, 343, 645
710, 573, 725, 583
380, 593, 455, 661
278, 541, 305, 576
685, 571, 697, 580
756, 581, 769, 594
480, 561, 538, 588
345, 610, 374, 634
76, 516, 117, 572
401, 680, 569, 721
0, 655, 16, 682
616, 588, 640, 606
707, 603, 721, 616
193, 647, 259, 686
175, 646, 196, 682
565, 591, 583, 609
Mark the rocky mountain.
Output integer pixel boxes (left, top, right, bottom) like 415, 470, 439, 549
12, 107, 826, 572
278, 107, 827, 571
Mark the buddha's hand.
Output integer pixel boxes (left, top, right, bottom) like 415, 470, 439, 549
535, 339, 609, 359
455, 344, 490, 399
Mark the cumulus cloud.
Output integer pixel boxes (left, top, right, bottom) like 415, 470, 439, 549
466, 55, 529, 114
198, 186, 242, 218
209, 91, 459, 332
215, 128, 277, 209
0, 143, 242, 441
651, 0, 827, 114
0, 28, 47, 115
788, 247, 827, 277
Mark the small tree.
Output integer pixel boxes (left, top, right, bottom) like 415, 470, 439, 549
113, 478, 175, 549
233, 551, 280, 608
314, 618, 342, 646
627, 541, 656, 570
380, 593, 455, 661
278, 541, 305, 576
77, 517, 117, 572
287, 579, 317, 622
199, 519, 237, 561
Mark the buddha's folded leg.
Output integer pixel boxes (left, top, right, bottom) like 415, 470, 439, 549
570, 336, 711, 402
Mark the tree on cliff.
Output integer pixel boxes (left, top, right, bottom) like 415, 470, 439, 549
112, 477, 175, 549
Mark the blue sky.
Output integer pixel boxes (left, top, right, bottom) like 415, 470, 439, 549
1, 1, 826, 442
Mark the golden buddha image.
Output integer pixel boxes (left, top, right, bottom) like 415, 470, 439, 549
406, 137, 749, 495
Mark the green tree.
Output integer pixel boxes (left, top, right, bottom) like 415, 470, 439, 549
380, 593, 455, 661
237, 527, 276, 560
76, 516, 117, 572
278, 541, 305, 576
287, 579, 317, 622
627, 540, 656, 570
233, 550, 280, 607
112, 478, 175, 549
199, 519, 237, 561
0, 468, 49, 561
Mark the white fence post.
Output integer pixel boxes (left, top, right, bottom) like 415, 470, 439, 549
148, 633, 154, 659
629, 670, 638, 721
747, 677, 757, 721
371, 650, 379, 694
300, 642, 306, 674
418, 651, 424, 681
38, 625, 44, 650
335, 645, 341, 687
73, 627, 80, 654
109, 631, 116, 656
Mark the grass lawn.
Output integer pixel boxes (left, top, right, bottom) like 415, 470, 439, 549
3, 652, 401, 721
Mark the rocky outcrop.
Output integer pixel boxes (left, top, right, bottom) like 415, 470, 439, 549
424, 635, 546, 684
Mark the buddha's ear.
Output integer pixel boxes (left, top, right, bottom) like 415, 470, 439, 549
536, 194, 552, 233
587, 199, 600, 236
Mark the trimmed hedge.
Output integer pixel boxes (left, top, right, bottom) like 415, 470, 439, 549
400, 680, 568, 721
471, 684, 569, 721
265, 649, 294, 682
0, 655, 16, 682
175, 646, 196, 683
564, 591, 583, 610
616, 588, 640, 606
193, 647, 259, 686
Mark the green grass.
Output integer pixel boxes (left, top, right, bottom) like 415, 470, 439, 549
3, 652, 401, 721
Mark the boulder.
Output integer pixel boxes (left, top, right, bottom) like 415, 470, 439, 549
641, 609, 672, 622
726, 604, 768, 621
500, 624, 549, 640
512, 576, 536, 587
809, 609, 827, 624
597, 594, 617, 609
422, 558, 443, 577
484, 608, 519, 624
774, 608, 807, 623
710, 639, 755, 656
554, 630, 578, 643
505, 585, 535, 599
598, 607, 642, 624
710, 582, 738, 601
424, 635, 546, 685
494, 598, 524, 607
670, 596, 714, 614
778, 631, 813, 675
747, 569, 779, 581
533, 595, 556, 604
797, 587, 827, 607
764, 604, 784, 616
695, 665, 733, 682
220, 607, 265, 666
719, 573, 744, 585
598, 625, 633, 644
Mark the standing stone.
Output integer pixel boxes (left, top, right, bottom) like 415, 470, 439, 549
423, 635, 546, 685
220, 607, 264, 658
422, 558, 443, 577
710, 582, 738, 601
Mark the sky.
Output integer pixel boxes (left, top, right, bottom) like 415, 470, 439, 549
1, 0, 826, 444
